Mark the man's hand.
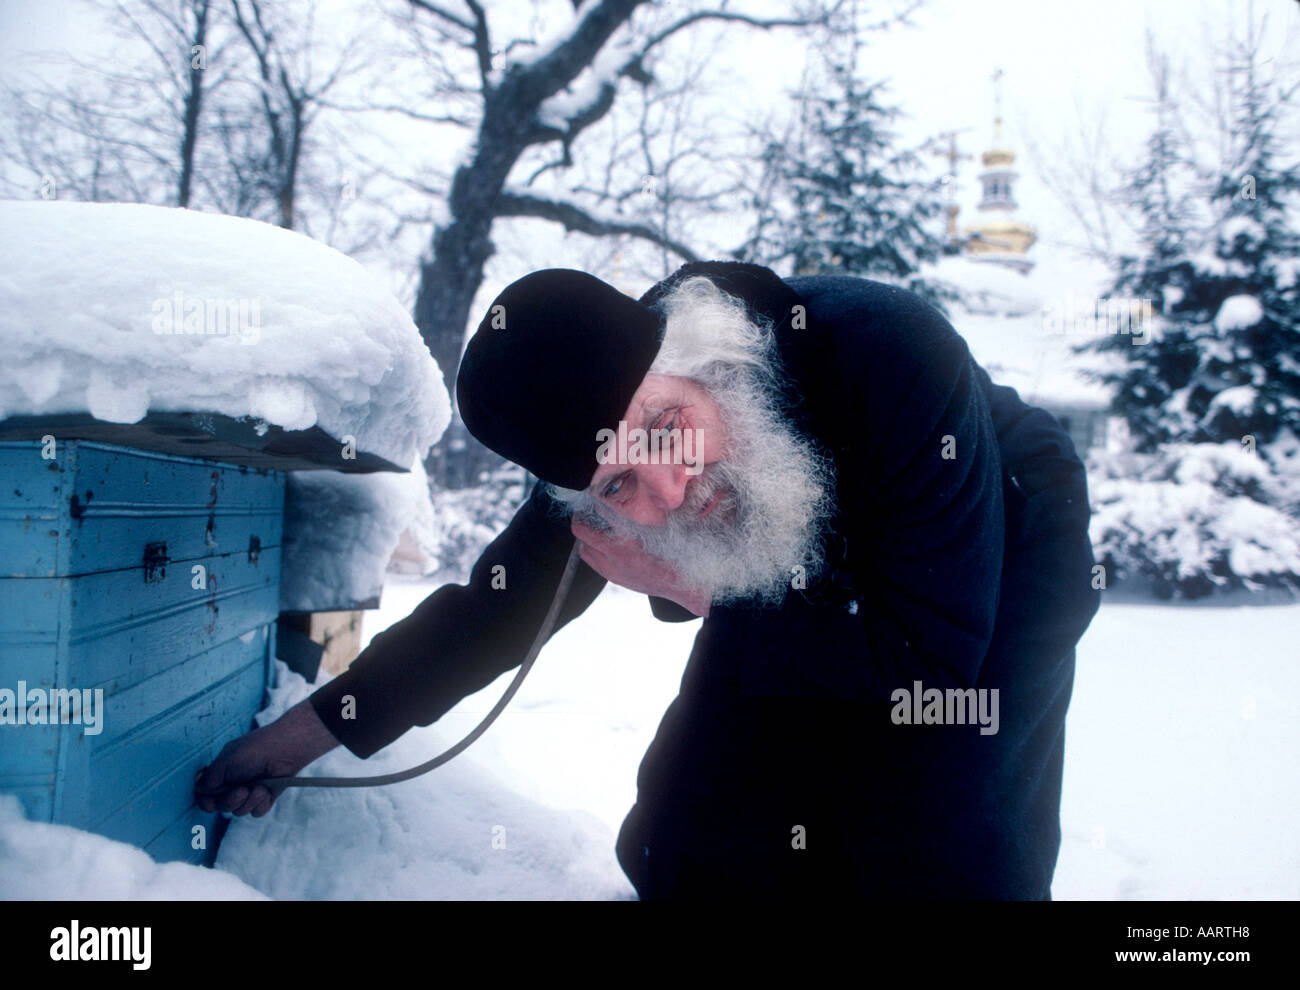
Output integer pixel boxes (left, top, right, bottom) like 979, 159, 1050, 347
194, 699, 339, 817
571, 516, 710, 617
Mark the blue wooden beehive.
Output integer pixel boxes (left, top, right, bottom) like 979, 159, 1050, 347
0, 201, 438, 875
0, 438, 284, 865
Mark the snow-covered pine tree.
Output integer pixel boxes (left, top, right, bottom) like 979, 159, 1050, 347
1083, 25, 1300, 599
1200, 27, 1300, 462
737, 23, 951, 314
1083, 28, 1300, 459
1079, 46, 1204, 451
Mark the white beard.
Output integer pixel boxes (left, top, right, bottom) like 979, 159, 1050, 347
573, 369, 835, 608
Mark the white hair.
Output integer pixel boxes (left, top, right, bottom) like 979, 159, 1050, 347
647, 274, 780, 384
547, 274, 835, 608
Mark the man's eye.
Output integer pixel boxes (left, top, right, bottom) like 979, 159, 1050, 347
602, 474, 626, 499
654, 409, 680, 436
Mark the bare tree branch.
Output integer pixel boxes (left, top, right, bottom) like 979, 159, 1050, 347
495, 189, 699, 260
406, 0, 475, 33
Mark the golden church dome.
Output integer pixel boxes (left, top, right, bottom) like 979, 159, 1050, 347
959, 68, 1037, 274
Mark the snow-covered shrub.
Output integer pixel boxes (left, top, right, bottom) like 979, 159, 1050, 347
1263, 428, 1300, 518
425, 466, 531, 580
1088, 441, 1300, 598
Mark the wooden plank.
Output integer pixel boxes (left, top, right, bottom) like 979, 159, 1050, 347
0, 525, 78, 823
0, 442, 68, 578
314, 610, 364, 677
0, 412, 406, 473
0, 783, 55, 823
0, 723, 61, 783
71, 545, 280, 691
141, 803, 225, 868
90, 674, 265, 843
90, 628, 270, 748
0, 577, 62, 675
89, 652, 266, 815
0, 440, 284, 863
1, 547, 279, 694
62, 441, 283, 578
0, 441, 284, 578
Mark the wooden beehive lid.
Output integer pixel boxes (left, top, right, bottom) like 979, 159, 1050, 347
0, 411, 407, 474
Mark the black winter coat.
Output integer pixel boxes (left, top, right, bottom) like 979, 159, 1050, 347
309, 262, 1102, 899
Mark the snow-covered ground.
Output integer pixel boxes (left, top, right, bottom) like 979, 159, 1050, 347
1054, 597, 1300, 900
4, 582, 1296, 899
212, 580, 698, 900
0, 795, 268, 899
223, 582, 1300, 900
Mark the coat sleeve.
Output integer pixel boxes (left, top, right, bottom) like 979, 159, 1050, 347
647, 595, 699, 622
308, 482, 607, 758
756, 283, 1005, 699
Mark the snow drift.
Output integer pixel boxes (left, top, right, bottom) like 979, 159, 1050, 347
280, 458, 441, 611
0, 200, 450, 470
0, 794, 268, 900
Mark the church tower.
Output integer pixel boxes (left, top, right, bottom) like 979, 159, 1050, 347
962, 68, 1037, 274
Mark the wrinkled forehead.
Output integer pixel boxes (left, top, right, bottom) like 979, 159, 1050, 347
586, 374, 698, 488
628, 373, 693, 416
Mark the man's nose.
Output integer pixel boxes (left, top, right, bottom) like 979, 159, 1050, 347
638, 460, 688, 516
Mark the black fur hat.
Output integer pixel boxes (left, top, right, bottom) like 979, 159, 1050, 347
456, 268, 664, 490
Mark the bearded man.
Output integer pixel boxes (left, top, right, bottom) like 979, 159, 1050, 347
196, 260, 1101, 900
